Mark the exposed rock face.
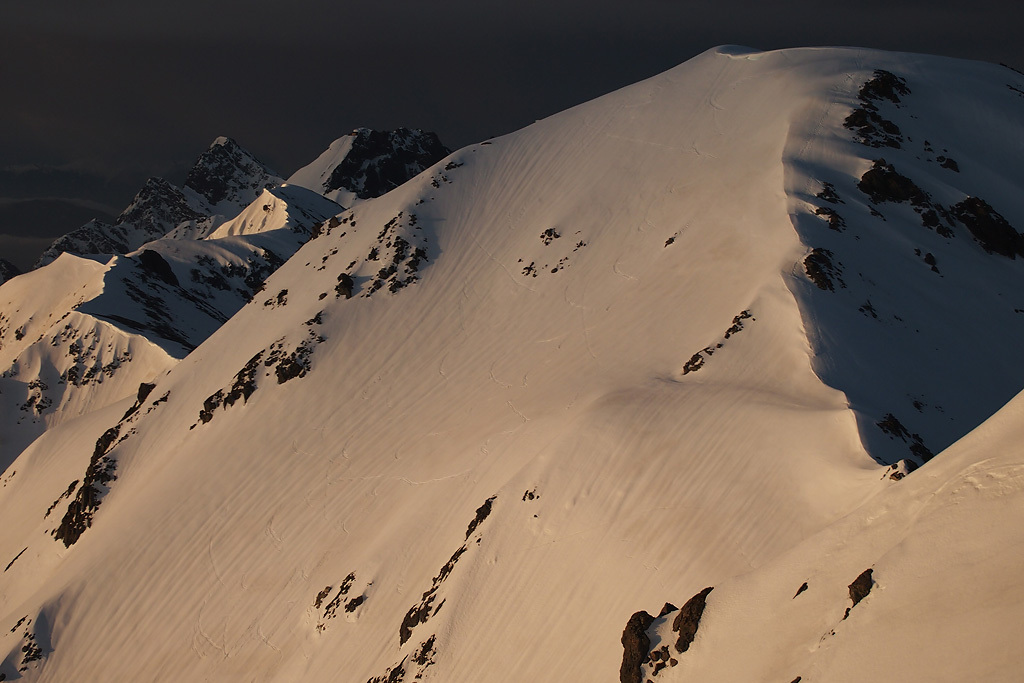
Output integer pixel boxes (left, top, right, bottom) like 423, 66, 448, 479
619, 610, 655, 683
952, 197, 1024, 258
323, 128, 450, 200
0, 258, 21, 284
857, 159, 930, 207
673, 586, 714, 653
843, 70, 910, 148
848, 569, 873, 607
136, 249, 179, 286
184, 137, 281, 211
115, 177, 206, 236
804, 248, 842, 291
34, 137, 288, 267
35, 178, 206, 267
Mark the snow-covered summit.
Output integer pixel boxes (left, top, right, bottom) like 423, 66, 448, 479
1, 46, 1024, 682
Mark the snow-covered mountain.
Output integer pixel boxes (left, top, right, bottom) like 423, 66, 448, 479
289, 128, 450, 206
1, 46, 1023, 682
34, 138, 277, 268
0, 182, 341, 470
1, 130, 448, 472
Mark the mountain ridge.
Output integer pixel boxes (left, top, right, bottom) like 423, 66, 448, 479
1, 46, 1023, 682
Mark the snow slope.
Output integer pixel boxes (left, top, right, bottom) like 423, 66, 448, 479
1, 46, 1023, 682
0, 185, 340, 470
639, 385, 1024, 683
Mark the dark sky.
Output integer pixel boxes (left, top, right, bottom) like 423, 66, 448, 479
2, 0, 1023, 269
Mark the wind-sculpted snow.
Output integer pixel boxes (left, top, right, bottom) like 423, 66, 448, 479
637, 389, 1024, 683
785, 54, 1024, 467
1, 46, 1024, 683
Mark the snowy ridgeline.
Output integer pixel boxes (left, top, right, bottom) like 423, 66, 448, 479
0, 129, 449, 470
0, 46, 1023, 682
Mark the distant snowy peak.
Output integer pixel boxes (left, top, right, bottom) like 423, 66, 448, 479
0, 259, 20, 284
289, 127, 449, 205
115, 176, 207, 230
34, 178, 206, 268
35, 138, 281, 267
183, 136, 283, 215
34, 218, 120, 268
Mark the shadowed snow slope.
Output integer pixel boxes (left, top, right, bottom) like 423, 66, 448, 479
1, 46, 1023, 681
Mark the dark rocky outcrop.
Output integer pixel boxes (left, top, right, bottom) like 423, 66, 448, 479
815, 206, 846, 231
849, 569, 873, 606
465, 496, 496, 539
36, 178, 206, 267
324, 129, 449, 200
53, 424, 122, 546
120, 382, 156, 420
843, 70, 910, 148
682, 352, 705, 374
400, 495, 496, 646
876, 413, 934, 463
366, 656, 407, 683
673, 586, 714, 653
844, 108, 903, 148
399, 545, 465, 645
857, 159, 930, 207
184, 137, 279, 209
4, 547, 27, 572
136, 250, 179, 287
335, 272, 354, 299
804, 248, 842, 291
844, 568, 874, 619
199, 351, 264, 423
857, 70, 911, 105
620, 610, 655, 683
952, 196, 1024, 258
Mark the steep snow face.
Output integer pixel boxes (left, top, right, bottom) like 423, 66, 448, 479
783, 55, 1024, 467
288, 128, 450, 206
0, 254, 173, 469
184, 136, 283, 216
1, 46, 1023, 683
